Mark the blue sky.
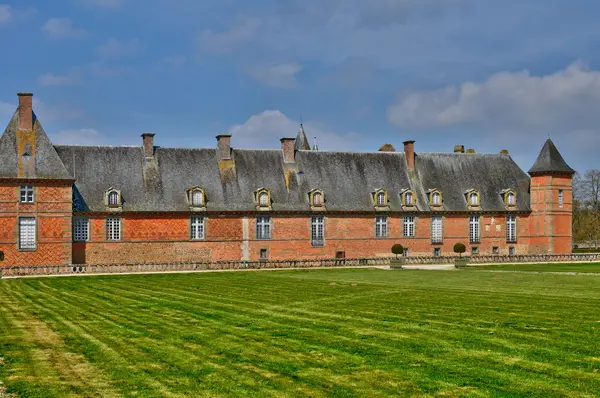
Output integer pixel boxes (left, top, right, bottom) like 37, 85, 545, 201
1, 0, 599, 173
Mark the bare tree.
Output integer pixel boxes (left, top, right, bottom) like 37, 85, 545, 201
573, 169, 600, 248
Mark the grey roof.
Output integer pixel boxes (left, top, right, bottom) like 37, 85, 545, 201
0, 111, 71, 179
528, 139, 575, 175
52, 144, 532, 213
294, 125, 310, 151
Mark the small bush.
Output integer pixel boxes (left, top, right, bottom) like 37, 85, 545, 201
573, 247, 600, 253
391, 244, 404, 257
453, 243, 466, 256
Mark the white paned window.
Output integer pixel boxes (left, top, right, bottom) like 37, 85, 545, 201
403, 216, 415, 237
191, 190, 204, 206
313, 192, 323, 206
18, 217, 36, 249
259, 192, 269, 207
191, 216, 205, 240
431, 216, 443, 244
506, 215, 517, 243
377, 192, 386, 206
432, 192, 441, 205
311, 216, 325, 246
507, 192, 516, 206
558, 190, 564, 208
405, 192, 413, 205
469, 216, 480, 243
108, 191, 119, 206
256, 216, 272, 240
375, 216, 388, 238
20, 185, 34, 203
106, 217, 121, 241
73, 217, 89, 242
470, 193, 479, 206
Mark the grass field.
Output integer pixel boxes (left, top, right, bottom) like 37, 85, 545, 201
470, 262, 600, 273
1, 269, 600, 397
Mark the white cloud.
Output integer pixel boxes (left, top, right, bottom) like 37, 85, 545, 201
197, 15, 262, 54
38, 72, 81, 86
247, 63, 303, 89
228, 110, 361, 151
32, 98, 84, 123
42, 18, 86, 38
387, 62, 600, 131
95, 38, 141, 58
0, 4, 36, 25
49, 128, 106, 145
0, 4, 10, 23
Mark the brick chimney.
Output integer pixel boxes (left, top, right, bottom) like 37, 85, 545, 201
216, 134, 232, 161
18, 93, 33, 131
403, 140, 415, 169
454, 145, 465, 153
280, 138, 295, 163
141, 133, 155, 157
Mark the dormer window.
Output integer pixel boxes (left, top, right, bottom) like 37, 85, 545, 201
400, 189, 416, 207
105, 188, 122, 209
432, 192, 441, 206
501, 189, 517, 208
377, 192, 386, 206
465, 190, 480, 207
309, 188, 325, 210
373, 189, 388, 209
254, 188, 272, 210
313, 192, 323, 206
405, 192, 413, 205
187, 187, 207, 208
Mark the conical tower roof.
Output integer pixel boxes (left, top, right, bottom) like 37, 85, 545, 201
528, 138, 575, 175
294, 124, 310, 151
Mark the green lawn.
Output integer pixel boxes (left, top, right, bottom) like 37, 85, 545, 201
471, 262, 600, 273
1, 269, 599, 397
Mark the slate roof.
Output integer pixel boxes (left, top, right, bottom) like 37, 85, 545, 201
528, 138, 575, 175
0, 111, 71, 179
294, 125, 310, 151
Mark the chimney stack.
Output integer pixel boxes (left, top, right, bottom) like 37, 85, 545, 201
216, 134, 232, 161
18, 93, 33, 131
403, 140, 415, 169
141, 133, 155, 157
500, 149, 509, 155
454, 145, 465, 153
280, 138, 296, 163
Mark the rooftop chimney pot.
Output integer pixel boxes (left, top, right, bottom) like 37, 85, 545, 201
17, 92, 33, 131
403, 140, 415, 169
280, 137, 296, 163
216, 134, 232, 161
141, 133, 156, 157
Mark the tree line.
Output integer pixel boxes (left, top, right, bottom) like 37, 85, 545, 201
573, 170, 600, 248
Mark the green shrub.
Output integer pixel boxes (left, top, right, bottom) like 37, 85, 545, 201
391, 244, 404, 258
453, 243, 466, 256
573, 247, 600, 253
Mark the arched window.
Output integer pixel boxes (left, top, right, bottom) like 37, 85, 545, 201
432, 192, 441, 205
469, 192, 479, 206
108, 191, 119, 206
377, 192, 386, 206
405, 192, 413, 205
507, 192, 516, 206
313, 192, 323, 206
259, 192, 269, 207
191, 189, 204, 206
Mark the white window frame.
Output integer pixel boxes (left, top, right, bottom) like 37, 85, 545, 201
106, 217, 121, 241
375, 216, 388, 238
191, 189, 204, 207
432, 192, 441, 206
403, 216, 415, 237
20, 185, 34, 203
191, 216, 205, 240
405, 192, 413, 206
469, 192, 479, 206
18, 217, 36, 250
431, 216, 443, 244
558, 189, 564, 208
506, 215, 517, 243
311, 216, 325, 246
377, 192, 386, 206
256, 216, 272, 240
108, 191, 119, 206
259, 192, 269, 207
469, 215, 480, 243
312, 192, 323, 207
73, 216, 89, 242
507, 192, 516, 206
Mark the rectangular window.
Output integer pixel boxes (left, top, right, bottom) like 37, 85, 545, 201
558, 189, 564, 208
509, 247, 515, 256
18, 217, 36, 249
256, 216, 272, 240
191, 216, 205, 240
403, 248, 410, 257
506, 215, 517, 243
431, 216, 443, 244
471, 246, 479, 255
106, 217, 121, 241
20, 185, 34, 203
73, 217, 89, 242
403, 216, 415, 237
492, 246, 499, 255
469, 216, 480, 243
311, 216, 325, 247
433, 247, 441, 257
375, 216, 388, 238
259, 248, 268, 260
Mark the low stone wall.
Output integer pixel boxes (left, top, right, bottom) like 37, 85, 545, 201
1, 253, 599, 278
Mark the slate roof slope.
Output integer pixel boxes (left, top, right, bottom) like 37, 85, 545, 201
416, 153, 531, 211
294, 125, 311, 151
528, 138, 575, 175
0, 111, 71, 179
53, 144, 532, 213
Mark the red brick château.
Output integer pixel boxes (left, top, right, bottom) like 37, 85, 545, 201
0, 93, 575, 266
